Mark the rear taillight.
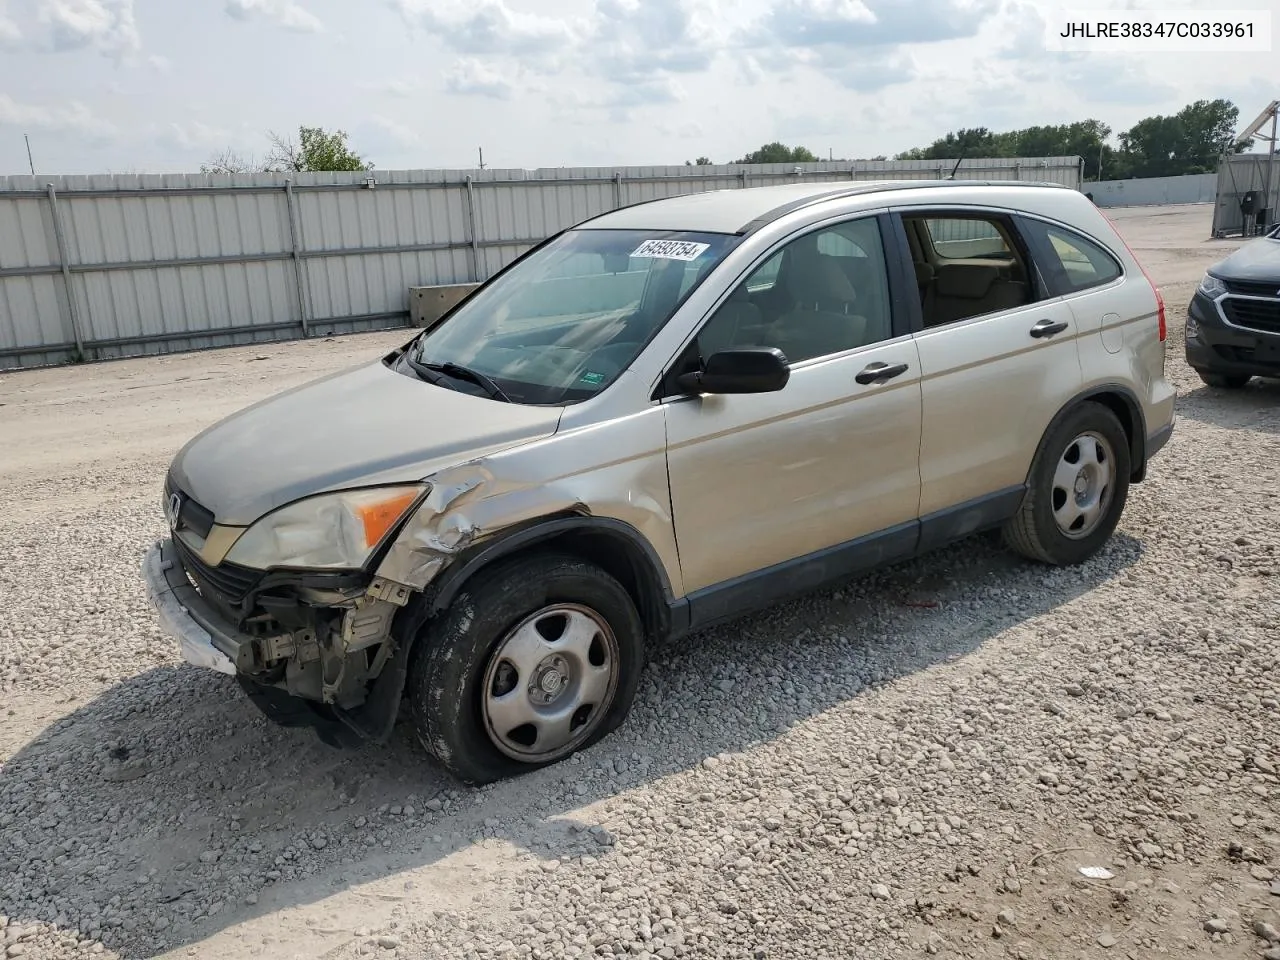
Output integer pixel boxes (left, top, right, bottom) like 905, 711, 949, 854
1102, 211, 1165, 341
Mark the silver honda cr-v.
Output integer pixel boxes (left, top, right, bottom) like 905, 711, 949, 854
143, 180, 1176, 784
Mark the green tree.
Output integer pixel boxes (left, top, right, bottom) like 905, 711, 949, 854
684, 157, 714, 166
266, 126, 372, 172
894, 101, 1247, 182
895, 127, 1000, 161
734, 142, 819, 164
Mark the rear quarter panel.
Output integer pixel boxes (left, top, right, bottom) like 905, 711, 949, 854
1021, 194, 1175, 443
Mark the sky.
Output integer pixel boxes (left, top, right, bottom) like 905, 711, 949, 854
0, 0, 1275, 176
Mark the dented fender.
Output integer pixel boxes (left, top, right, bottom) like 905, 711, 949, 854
371, 406, 683, 604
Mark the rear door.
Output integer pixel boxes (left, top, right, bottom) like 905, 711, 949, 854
891, 207, 1084, 546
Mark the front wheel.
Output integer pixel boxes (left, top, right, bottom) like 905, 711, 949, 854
1003, 402, 1131, 566
1196, 370, 1251, 389
407, 553, 646, 785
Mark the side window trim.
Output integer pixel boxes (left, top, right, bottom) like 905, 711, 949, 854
1014, 214, 1126, 298
652, 210, 906, 401
883, 211, 923, 336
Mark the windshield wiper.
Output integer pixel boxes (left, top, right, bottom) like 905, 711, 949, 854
408, 355, 511, 403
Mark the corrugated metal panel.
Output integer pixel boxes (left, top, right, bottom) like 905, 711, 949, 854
1212, 154, 1280, 237
0, 158, 1083, 369
1090, 173, 1218, 208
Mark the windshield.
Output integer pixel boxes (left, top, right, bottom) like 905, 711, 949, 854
408, 228, 738, 405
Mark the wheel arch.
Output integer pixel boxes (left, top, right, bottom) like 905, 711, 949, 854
424, 514, 684, 646
1045, 384, 1148, 483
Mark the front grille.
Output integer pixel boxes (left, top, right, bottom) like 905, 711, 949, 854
1224, 278, 1280, 298
1222, 296, 1280, 335
163, 475, 215, 539
173, 532, 260, 607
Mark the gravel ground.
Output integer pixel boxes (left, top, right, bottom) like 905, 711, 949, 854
2, 203, 1279, 960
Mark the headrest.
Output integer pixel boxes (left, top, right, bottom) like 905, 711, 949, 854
935, 263, 999, 299
786, 253, 858, 304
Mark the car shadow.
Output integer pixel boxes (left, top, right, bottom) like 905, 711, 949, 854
1174, 375, 1280, 436
0, 531, 1144, 959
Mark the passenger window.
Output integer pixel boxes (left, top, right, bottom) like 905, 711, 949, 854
924, 218, 1011, 260
905, 214, 1036, 329
694, 217, 894, 365
1025, 222, 1123, 294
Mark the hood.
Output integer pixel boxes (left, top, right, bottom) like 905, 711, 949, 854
1210, 236, 1280, 284
169, 360, 563, 525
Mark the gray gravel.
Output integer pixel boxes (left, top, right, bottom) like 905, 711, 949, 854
2, 204, 1279, 960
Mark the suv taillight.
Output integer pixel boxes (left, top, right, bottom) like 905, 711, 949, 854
1155, 286, 1167, 342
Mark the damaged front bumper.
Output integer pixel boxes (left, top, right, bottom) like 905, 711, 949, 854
143, 539, 243, 676
142, 537, 418, 743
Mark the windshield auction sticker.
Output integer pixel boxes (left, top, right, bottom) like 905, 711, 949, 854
631, 239, 710, 261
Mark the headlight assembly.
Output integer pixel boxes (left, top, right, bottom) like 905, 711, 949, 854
1198, 274, 1227, 298
225, 485, 428, 570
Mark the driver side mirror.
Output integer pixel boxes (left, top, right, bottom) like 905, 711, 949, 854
676, 347, 790, 395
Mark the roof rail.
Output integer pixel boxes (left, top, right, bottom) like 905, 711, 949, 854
738, 179, 1070, 234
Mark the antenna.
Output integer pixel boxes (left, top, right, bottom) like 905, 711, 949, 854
478, 147, 486, 170
24, 134, 35, 176
948, 154, 964, 180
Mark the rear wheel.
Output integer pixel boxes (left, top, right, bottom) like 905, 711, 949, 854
1196, 370, 1251, 389
407, 553, 645, 785
1003, 402, 1131, 566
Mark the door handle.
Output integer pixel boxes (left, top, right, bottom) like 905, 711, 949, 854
855, 361, 910, 385
1030, 319, 1069, 339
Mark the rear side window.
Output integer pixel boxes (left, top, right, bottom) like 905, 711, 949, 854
1021, 220, 1123, 295
923, 218, 1011, 260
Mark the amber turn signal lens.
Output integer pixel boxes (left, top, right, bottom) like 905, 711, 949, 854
357, 490, 420, 547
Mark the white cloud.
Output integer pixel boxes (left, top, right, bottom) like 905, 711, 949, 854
368, 77, 430, 98
746, 0, 997, 48
0, 93, 117, 140
225, 0, 323, 33
587, 0, 723, 83
369, 115, 425, 146
392, 0, 579, 59
160, 120, 235, 152
0, 4, 20, 47
656, 120, 706, 140
444, 58, 518, 99
990, 3, 1172, 108
147, 53, 170, 72
38, 0, 140, 58
739, 0, 994, 90
551, 76, 688, 122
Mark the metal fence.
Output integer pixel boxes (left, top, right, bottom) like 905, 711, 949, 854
1212, 152, 1280, 238
1088, 173, 1218, 208
0, 157, 1083, 370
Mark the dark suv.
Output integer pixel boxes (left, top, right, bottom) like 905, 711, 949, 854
1186, 222, 1280, 388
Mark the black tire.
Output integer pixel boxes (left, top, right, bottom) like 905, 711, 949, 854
1196, 370, 1251, 389
1003, 401, 1131, 566
407, 552, 645, 785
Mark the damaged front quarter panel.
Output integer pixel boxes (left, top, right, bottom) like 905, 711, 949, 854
371, 466, 493, 591
328, 406, 680, 744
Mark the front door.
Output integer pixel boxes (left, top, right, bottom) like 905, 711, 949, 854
662, 213, 924, 618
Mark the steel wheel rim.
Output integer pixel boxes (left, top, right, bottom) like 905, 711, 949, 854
1051, 430, 1116, 540
481, 603, 620, 763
